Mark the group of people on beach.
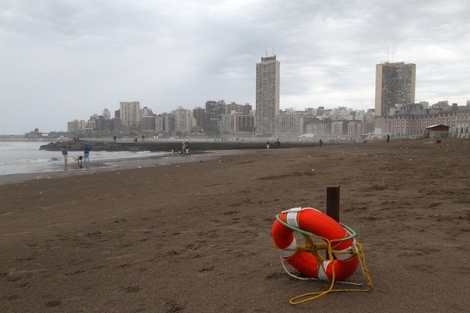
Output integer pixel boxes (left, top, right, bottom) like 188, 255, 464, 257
181, 141, 190, 156
61, 143, 91, 169
171, 141, 190, 157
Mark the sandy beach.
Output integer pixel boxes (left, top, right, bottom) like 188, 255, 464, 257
0, 138, 469, 313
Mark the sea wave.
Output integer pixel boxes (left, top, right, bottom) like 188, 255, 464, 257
0, 141, 168, 175
0, 158, 58, 166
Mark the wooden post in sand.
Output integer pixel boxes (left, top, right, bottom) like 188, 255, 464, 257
326, 184, 340, 222
326, 185, 340, 259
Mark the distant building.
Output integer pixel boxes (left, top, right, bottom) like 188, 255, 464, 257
255, 55, 280, 136
347, 120, 363, 138
67, 120, 87, 132
375, 62, 416, 117
140, 106, 156, 132
111, 118, 121, 131
375, 103, 470, 138
94, 116, 113, 132
141, 106, 154, 117
141, 116, 156, 132
172, 106, 195, 133
205, 100, 226, 137
226, 102, 245, 114
234, 114, 254, 133
120, 101, 141, 130
163, 113, 175, 134
102, 108, 111, 120
242, 103, 252, 115
277, 110, 303, 135
155, 115, 164, 132
217, 102, 255, 135
193, 107, 205, 131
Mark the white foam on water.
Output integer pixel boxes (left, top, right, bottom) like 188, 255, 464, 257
0, 141, 168, 175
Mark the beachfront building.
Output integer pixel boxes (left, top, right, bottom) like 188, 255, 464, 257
375, 62, 416, 117
347, 120, 363, 138
277, 110, 303, 135
255, 55, 280, 137
120, 101, 141, 131
308, 119, 332, 138
374, 102, 470, 138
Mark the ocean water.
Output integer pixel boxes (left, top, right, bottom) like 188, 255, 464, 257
0, 141, 168, 176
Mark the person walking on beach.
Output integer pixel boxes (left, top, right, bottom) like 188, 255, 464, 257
184, 141, 190, 156
83, 144, 91, 165
61, 146, 68, 165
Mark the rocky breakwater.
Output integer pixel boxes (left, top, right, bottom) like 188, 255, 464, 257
40, 140, 313, 153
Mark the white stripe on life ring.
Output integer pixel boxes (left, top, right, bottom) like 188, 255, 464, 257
286, 211, 299, 228
333, 239, 356, 260
279, 238, 298, 258
317, 260, 330, 281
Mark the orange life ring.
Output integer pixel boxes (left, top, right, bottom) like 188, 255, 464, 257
272, 207, 359, 281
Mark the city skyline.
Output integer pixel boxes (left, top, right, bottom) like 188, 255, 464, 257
64, 99, 470, 140
1, 0, 469, 135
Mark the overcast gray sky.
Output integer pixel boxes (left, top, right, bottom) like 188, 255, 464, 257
1, 0, 469, 134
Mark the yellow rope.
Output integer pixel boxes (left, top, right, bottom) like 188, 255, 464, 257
280, 234, 373, 305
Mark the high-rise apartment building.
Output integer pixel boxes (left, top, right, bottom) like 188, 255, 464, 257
172, 106, 195, 133
375, 62, 416, 117
192, 107, 205, 131
205, 100, 226, 137
120, 101, 141, 130
256, 55, 280, 136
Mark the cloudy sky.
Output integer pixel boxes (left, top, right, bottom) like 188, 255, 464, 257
1, 0, 469, 134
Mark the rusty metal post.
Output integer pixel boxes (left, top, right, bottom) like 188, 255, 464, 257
326, 184, 340, 222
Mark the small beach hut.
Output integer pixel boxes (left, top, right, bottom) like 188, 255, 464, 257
424, 124, 450, 138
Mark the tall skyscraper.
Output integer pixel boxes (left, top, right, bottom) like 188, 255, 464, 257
375, 62, 416, 117
256, 55, 280, 136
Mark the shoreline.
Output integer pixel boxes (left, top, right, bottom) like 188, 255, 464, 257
0, 149, 245, 186
1, 137, 464, 185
